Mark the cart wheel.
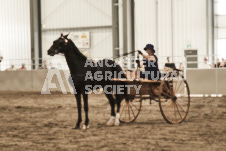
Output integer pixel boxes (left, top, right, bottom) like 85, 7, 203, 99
159, 71, 190, 124
119, 97, 142, 123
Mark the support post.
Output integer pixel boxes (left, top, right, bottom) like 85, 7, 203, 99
171, 0, 174, 62
127, 0, 135, 68
122, 0, 127, 55
207, 0, 214, 61
30, 0, 42, 69
112, 0, 119, 58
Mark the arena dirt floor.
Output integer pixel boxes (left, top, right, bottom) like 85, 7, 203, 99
0, 92, 226, 151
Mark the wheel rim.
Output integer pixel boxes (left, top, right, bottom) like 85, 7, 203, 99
159, 71, 190, 124
119, 98, 142, 123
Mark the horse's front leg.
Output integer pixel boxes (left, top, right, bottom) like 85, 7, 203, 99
74, 93, 82, 129
82, 93, 89, 130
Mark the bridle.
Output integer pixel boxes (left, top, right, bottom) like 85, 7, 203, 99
54, 37, 69, 54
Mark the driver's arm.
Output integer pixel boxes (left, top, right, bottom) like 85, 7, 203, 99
142, 54, 156, 61
137, 50, 156, 61
164, 66, 172, 71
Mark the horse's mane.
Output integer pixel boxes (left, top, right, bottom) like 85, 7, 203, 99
68, 39, 87, 61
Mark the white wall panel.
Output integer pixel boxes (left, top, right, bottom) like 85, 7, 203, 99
0, 0, 31, 70
41, 0, 112, 29
173, 0, 207, 67
217, 28, 226, 39
217, 16, 226, 27
134, 0, 157, 51
158, 0, 172, 68
135, 0, 207, 69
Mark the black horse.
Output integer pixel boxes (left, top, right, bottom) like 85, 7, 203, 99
47, 34, 127, 129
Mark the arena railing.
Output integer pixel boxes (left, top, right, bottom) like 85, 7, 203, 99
0, 58, 69, 71
0, 55, 225, 71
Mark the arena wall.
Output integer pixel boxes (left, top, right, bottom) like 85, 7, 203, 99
186, 69, 226, 95
0, 69, 225, 96
0, 70, 73, 93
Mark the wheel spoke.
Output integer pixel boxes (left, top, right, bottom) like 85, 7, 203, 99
171, 79, 174, 95
176, 85, 187, 94
125, 103, 127, 120
161, 91, 172, 98
175, 102, 183, 120
175, 76, 178, 89
120, 101, 126, 115
130, 101, 139, 111
170, 102, 173, 122
129, 102, 136, 118
163, 83, 172, 95
173, 78, 179, 94
177, 98, 188, 105
174, 103, 177, 122
163, 100, 172, 118
176, 101, 186, 113
128, 102, 130, 121
175, 80, 183, 94
162, 99, 171, 109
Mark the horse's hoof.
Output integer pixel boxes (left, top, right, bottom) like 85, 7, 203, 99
107, 122, 114, 126
82, 125, 86, 130
114, 122, 120, 126
73, 125, 80, 129
114, 113, 120, 126
107, 116, 115, 126
82, 125, 89, 130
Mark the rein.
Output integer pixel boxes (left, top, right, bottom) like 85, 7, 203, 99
113, 50, 137, 59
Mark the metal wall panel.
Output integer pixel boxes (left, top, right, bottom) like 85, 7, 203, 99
173, 0, 207, 67
217, 16, 226, 27
134, 0, 157, 51
0, 0, 31, 70
135, 0, 207, 69
158, 0, 172, 68
217, 28, 226, 39
41, 0, 112, 29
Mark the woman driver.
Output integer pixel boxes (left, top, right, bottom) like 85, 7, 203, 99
137, 44, 161, 81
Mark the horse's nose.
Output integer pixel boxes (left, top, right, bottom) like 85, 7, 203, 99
47, 49, 52, 55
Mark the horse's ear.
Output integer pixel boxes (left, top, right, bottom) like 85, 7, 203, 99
64, 34, 69, 39
61, 33, 63, 37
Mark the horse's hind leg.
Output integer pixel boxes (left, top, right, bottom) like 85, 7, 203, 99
74, 93, 82, 129
104, 93, 116, 126
82, 93, 89, 129
114, 94, 123, 126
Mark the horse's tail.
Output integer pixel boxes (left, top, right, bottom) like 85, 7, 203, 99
109, 60, 128, 97
113, 62, 127, 79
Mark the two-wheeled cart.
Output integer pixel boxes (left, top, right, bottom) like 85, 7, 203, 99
113, 70, 190, 124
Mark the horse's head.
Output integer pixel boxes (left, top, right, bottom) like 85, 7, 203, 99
47, 33, 69, 56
